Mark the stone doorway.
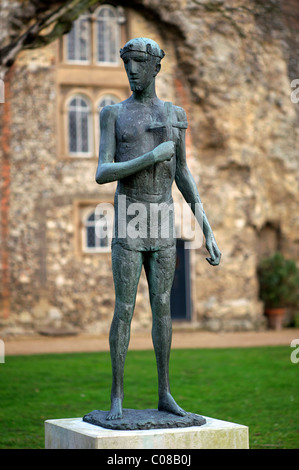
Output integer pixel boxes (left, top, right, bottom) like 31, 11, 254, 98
170, 238, 192, 321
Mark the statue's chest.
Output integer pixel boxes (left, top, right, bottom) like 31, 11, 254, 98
116, 107, 165, 145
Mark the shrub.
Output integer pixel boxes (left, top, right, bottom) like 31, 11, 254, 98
257, 252, 299, 309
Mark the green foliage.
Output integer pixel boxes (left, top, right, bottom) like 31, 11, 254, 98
0, 346, 298, 449
258, 252, 299, 309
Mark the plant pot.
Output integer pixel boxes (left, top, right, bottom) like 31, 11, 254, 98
265, 308, 286, 330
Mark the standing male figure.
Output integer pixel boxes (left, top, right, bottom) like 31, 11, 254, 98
96, 38, 221, 420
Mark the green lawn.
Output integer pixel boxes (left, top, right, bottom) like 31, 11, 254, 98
0, 346, 298, 449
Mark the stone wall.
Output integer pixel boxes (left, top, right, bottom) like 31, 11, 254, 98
128, 0, 299, 331
0, 1, 298, 336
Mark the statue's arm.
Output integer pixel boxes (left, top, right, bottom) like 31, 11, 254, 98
95, 105, 174, 185
175, 107, 221, 266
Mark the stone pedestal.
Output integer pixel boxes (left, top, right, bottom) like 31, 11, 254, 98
45, 416, 249, 449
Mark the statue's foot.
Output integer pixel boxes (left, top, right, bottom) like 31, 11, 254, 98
158, 392, 187, 417
106, 397, 123, 420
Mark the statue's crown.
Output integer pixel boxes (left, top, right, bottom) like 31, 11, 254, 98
120, 38, 165, 60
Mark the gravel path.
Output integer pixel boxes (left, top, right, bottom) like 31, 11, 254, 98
4, 328, 299, 356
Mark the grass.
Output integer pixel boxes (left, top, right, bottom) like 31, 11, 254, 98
0, 345, 298, 449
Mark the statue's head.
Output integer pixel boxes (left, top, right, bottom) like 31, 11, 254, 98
120, 38, 165, 61
120, 38, 165, 92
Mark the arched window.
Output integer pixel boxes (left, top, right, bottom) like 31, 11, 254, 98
96, 5, 120, 64
83, 207, 113, 252
68, 95, 92, 156
66, 14, 90, 63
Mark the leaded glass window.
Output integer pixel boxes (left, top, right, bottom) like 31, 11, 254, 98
96, 6, 120, 64
84, 209, 111, 252
68, 95, 92, 155
66, 15, 90, 63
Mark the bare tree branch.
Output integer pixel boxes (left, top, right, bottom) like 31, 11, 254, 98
0, 0, 101, 78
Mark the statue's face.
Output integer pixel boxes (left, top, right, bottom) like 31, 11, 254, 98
122, 51, 159, 92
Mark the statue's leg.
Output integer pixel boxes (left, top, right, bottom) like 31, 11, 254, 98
144, 245, 186, 416
107, 244, 143, 420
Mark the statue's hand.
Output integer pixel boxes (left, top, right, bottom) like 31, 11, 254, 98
153, 141, 175, 163
205, 233, 221, 266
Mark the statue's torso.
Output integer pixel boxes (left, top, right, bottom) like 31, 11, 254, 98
115, 100, 179, 202
112, 99, 180, 251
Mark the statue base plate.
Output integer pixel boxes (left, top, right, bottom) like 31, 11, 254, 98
45, 415, 249, 449
83, 408, 206, 430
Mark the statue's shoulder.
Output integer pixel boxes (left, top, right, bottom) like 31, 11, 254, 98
172, 104, 187, 121
99, 102, 125, 128
101, 98, 133, 118
100, 102, 121, 117
159, 100, 187, 122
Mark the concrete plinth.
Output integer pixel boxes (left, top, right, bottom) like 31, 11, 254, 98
45, 416, 249, 449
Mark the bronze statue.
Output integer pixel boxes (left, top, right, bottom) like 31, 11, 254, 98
95, 38, 221, 422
